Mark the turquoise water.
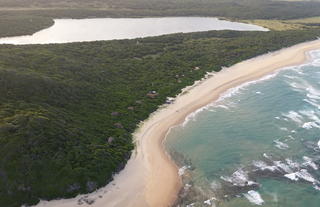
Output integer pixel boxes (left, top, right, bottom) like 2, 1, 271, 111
166, 50, 320, 207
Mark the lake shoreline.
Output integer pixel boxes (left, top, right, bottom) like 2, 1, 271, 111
35, 39, 320, 207
0, 17, 267, 45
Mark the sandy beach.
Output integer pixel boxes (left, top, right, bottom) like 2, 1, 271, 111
35, 39, 320, 207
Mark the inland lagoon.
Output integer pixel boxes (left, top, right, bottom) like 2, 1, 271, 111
0, 17, 267, 45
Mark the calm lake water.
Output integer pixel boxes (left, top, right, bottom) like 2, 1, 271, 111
166, 50, 320, 206
0, 17, 268, 45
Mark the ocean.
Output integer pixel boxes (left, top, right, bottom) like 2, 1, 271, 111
166, 50, 320, 207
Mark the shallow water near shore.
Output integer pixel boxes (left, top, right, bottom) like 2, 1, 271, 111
166, 50, 320, 206
0, 17, 267, 44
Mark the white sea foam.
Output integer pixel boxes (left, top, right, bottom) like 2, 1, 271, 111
182, 102, 215, 126
302, 122, 320, 129
318, 139, 320, 149
302, 156, 318, 170
300, 110, 320, 122
282, 111, 303, 125
287, 135, 295, 140
215, 104, 229, 109
220, 169, 256, 187
263, 153, 272, 160
284, 173, 299, 181
273, 161, 292, 173
285, 169, 318, 184
244, 190, 264, 205
285, 159, 300, 169
288, 78, 320, 102
314, 185, 320, 191
283, 74, 298, 79
306, 86, 320, 100
210, 180, 222, 190
311, 59, 320, 67
294, 79, 320, 100
178, 166, 191, 176
184, 183, 192, 191
300, 110, 320, 129
203, 197, 217, 206
181, 54, 319, 128
279, 127, 288, 131
182, 68, 279, 127
303, 98, 320, 110
274, 139, 289, 150
290, 66, 306, 75
296, 169, 318, 184
253, 160, 278, 172
215, 72, 278, 103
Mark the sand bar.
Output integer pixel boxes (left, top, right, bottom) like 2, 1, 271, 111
35, 39, 320, 207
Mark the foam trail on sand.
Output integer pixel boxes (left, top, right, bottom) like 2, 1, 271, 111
182, 57, 320, 127
182, 70, 280, 126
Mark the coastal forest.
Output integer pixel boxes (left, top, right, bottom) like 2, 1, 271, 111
1, 0, 320, 207
2, 0, 320, 37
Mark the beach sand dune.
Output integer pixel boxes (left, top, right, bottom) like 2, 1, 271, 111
35, 39, 320, 207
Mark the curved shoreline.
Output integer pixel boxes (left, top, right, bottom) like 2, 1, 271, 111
35, 39, 320, 207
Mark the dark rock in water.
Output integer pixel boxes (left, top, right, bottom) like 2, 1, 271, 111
86, 181, 97, 192
67, 183, 81, 193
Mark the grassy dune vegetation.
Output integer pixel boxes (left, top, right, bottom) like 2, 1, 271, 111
3, 0, 320, 37
1, 29, 320, 206
241, 16, 320, 31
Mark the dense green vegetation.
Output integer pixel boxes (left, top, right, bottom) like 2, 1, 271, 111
1, 1, 320, 206
0, 29, 319, 206
2, 0, 320, 20
3, 0, 320, 37
0, 14, 53, 37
